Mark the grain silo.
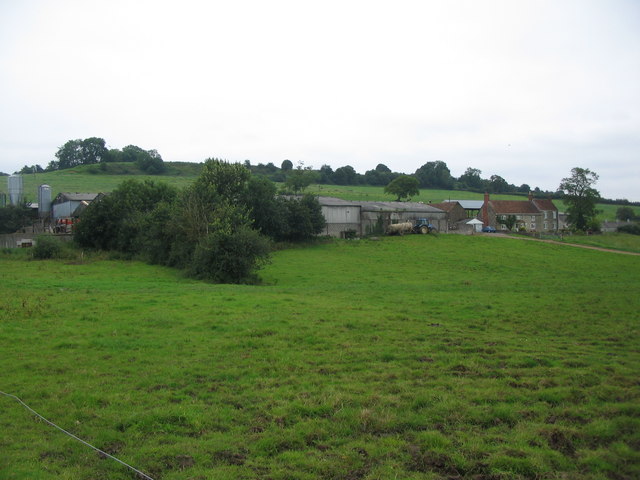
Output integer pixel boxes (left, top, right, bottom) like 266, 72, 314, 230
8, 175, 23, 205
38, 184, 52, 218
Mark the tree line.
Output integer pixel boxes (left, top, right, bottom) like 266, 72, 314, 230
73, 159, 326, 283
252, 159, 544, 196
7, 136, 639, 206
16, 137, 166, 175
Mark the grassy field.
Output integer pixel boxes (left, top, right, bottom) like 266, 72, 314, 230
558, 232, 640, 254
1, 235, 639, 479
0, 163, 201, 201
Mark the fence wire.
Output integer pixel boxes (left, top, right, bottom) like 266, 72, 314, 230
0, 390, 154, 480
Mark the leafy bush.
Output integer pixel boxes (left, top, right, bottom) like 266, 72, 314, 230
32, 235, 63, 259
618, 223, 640, 235
189, 226, 271, 284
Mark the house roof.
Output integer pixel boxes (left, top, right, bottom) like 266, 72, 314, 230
317, 196, 444, 213
444, 200, 484, 210
489, 200, 540, 214
532, 198, 558, 211
359, 201, 444, 213
316, 196, 361, 207
430, 201, 460, 212
54, 192, 100, 203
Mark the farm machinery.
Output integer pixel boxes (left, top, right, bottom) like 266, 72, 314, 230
386, 218, 437, 235
412, 218, 437, 234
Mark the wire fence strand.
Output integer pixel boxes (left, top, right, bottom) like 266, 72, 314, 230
0, 390, 154, 480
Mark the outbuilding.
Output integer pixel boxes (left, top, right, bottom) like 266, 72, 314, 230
317, 196, 447, 237
52, 193, 100, 219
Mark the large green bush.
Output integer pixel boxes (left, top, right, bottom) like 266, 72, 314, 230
32, 235, 63, 259
189, 226, 271, 283
618, 223, 640, 235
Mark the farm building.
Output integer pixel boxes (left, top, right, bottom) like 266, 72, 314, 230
317, 196, 447, 237
482, 193, 559, 232
430, 201, 467, 231
52, 193, 101, 219
442, 199, 484, 218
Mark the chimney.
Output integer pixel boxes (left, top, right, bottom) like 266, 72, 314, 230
528, 191, 533, 201
482, 192, 489, 226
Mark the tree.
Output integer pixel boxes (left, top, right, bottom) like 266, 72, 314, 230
458, 167, 483, 190
195, 158, 251, 203
18, 164, 44, 174
616, 206, 636, 222
384, 175, 419, 201
284, 162, 317, 194
558, 167, 600, 231
54, 137, 108, 170
137, 149, 165, 174
375, 164, 391, 173
497, 215, 520, 231
281, 159, 293, 171
414, 161, 454, 189
243, 176, 288, 239
74, 180, 178, 253
332, 165, 358, 185
318, 164, 334, 184
489, 175, 509, 193
279, 194, 326, 241
0, 204, 32, 234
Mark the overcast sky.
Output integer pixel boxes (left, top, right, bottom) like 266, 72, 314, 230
1, 0, 638, 200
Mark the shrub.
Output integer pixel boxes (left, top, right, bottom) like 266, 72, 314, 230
188, 226, 271, 284
32, 235, 63, 259
618, 223, 640, 235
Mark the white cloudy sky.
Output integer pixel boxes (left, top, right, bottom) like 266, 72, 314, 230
1, 0, 639, 200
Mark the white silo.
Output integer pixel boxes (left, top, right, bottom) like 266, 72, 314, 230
38, 184, 52, 218
8, 175, 23, 205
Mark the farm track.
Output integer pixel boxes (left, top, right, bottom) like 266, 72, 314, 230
488, 233, 640, 255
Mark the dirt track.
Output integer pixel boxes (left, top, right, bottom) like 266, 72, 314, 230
485, 233, 640, 256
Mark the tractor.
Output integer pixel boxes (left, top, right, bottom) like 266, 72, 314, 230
412, 218, 436, 234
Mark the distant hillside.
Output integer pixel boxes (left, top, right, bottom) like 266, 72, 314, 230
0, 163, 627, 222
0, 162, 203, 201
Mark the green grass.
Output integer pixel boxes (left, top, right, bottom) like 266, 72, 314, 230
0, 163, 201, 201
558, 232, 640, 253
1, 236, 639, 479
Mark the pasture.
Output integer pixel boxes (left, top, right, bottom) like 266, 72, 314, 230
1, 235, 638, 479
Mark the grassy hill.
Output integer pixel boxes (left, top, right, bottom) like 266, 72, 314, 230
0, 165, 629, 222
0, 163, 202, 201
1, 235, 638, 479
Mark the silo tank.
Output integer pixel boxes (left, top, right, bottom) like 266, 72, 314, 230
8, 175, 23, 205
38, 184, 52, 217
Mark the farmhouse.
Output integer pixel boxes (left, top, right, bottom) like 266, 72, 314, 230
318, 196, 447, 237
482, 193, 559, 232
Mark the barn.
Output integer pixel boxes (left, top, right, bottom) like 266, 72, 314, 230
52, 193, 100, 219
317, 196, 447, 237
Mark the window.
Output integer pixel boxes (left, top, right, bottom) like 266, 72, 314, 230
531, 223, 536, 230
544, 211, 549, 219
553, 211, 557, 219
544, 222, 548, 230
531, 215, 535, 221
516, 215, 521, 220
